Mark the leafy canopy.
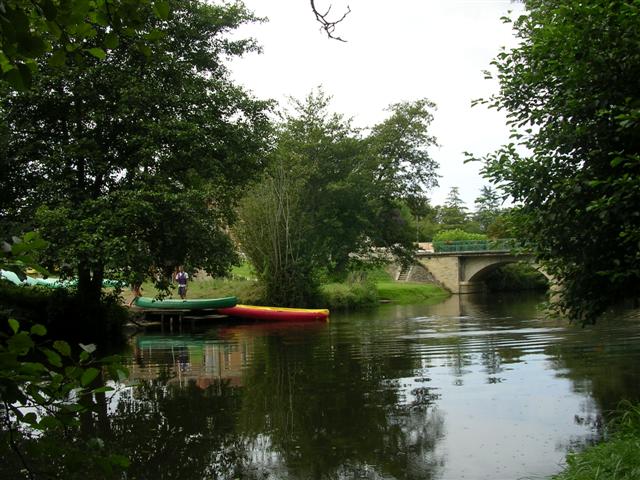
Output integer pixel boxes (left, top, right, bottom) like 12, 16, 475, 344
474, 0, 640, 322
0, 0, 271, 303
0, 0, 172, 89
237, 90, 439, 306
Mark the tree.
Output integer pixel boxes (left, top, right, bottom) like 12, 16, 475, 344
236, 90, 439, 305
0, 0, 271, 334
366, 99, 439, 205
436, 187, 470, 231
0, 0, 170, 90
473, 185, 502, 234
475, 0, 640, 322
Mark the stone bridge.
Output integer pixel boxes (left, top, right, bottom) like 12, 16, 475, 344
400, 250, 552, 294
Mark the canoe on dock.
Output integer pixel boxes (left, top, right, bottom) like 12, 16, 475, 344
216, 304, 329, 322
133, 296, 237, 310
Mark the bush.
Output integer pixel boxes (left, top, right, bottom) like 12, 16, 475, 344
320, 280, 379, 310
0, 282, 127, 345
433, 229, 488, 242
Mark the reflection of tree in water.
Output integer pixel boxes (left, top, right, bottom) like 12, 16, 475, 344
237, 334, 445, 480
544, 311, 640, 421
43, 323, 448, 480
107, 376, 249, 479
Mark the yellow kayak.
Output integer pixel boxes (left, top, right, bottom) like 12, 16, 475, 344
217, 304, 329, 321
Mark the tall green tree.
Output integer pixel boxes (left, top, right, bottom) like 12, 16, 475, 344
0, 0, 270, 332
475, 0, 640, 322
237, 90, 439, 306
473, 185, 503, 234
436, 187, 470, 231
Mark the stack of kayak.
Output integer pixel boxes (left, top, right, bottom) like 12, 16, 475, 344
0, 269, 126, 288
132, 296, 329, 322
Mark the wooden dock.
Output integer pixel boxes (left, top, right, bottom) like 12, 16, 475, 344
128, 306, 228, 332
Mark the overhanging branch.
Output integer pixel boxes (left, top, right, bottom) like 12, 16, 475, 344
310, 0, 351, 42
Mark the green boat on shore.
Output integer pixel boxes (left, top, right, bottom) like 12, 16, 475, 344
133, 296, 237, 310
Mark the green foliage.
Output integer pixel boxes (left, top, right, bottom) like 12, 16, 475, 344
433, 229, 488, 242
0, 318, 130, 478
0, 282, 128, 344
0, 232, 50, 279
473, 0, 640, 323
320, 280, 380, 310
552, 402, 640, 480
435, 187, 469, 231
1, 0, 271, 314
0, 0, 169, 89
473, 185, 504, 233
366, 98, 440, 205
483, 263, 549, 292
236, 90, 439, 306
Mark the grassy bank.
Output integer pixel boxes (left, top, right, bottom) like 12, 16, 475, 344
137, 277, 264, 305
376, 281, 450, 305
551, 402, 640, 480
136, 267, 449, 310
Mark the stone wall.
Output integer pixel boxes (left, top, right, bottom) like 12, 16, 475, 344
416, 256, 460, 293
407, 263, 437, 283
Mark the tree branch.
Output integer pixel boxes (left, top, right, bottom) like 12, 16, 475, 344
3, 400, 36, 480
310, 0, 351, 42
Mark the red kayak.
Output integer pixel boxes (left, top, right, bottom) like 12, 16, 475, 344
217, 304, 329, 322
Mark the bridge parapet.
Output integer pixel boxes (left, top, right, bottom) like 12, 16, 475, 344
432, 239, 518, 253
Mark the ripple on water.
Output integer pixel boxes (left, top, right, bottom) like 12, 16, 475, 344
118, 295, 640, 480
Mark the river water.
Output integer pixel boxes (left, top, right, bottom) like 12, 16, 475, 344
114, 293, 640, 480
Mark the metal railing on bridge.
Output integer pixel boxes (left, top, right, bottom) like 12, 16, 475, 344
432, 239, 517, 253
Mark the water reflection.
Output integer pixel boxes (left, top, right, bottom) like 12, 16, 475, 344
109, 294, 640, 480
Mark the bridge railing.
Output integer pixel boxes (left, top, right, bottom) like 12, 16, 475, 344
432, 239, 517, 253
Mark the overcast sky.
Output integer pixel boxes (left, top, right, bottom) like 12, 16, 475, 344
229, 0, 525, 208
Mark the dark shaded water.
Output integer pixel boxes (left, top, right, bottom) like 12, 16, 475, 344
112, 293, 640, 479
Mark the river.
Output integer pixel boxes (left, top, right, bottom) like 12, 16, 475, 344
113, 293, 640, 480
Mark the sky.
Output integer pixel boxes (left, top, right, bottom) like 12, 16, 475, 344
229, 0, 525, 209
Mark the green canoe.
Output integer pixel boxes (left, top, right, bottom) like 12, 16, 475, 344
133, 296, 237, 310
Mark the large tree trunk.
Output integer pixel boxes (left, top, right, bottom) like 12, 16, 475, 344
76, 262, 109, 342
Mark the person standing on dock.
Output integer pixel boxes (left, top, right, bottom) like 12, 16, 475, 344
128, 281, 143, 306
175, 265, 189, 300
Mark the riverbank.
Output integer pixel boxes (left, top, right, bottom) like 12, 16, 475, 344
135, 273, 449, 310
551, 403, 640, 480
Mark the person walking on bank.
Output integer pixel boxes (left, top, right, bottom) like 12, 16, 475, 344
175, 265, 189, 300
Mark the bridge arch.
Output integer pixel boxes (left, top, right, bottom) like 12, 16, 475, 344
465, 258, 551, 283
415, 251, 553, 294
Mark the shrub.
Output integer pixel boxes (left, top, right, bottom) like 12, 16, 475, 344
320, 281, 379, 310
0, 282, 127, 345
433, 229, 488, 242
